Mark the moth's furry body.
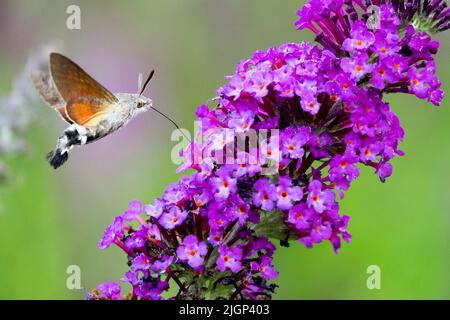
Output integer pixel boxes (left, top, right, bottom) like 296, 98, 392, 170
103, 93, 151, 136
46, 93, 151, 169
31, 53, 152, 169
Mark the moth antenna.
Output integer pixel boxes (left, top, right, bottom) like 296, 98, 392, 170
150, 106, 191, 143
139, 70, 155, 97
137, 73, 143, 93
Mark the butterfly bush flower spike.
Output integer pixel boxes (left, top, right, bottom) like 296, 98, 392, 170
90, 0, 448, 300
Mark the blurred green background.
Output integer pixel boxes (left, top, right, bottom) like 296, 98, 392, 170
0, 0, 449, 299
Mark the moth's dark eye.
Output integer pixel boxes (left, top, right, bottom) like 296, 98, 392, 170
137, 101, 144, 108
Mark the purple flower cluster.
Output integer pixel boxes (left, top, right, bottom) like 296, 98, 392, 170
90, 0, 448, 300
296, 0, 446, 105
93, 195, 278, 300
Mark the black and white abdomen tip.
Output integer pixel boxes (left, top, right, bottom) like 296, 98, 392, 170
46, 150, 69, 169
46, 125, 90, 169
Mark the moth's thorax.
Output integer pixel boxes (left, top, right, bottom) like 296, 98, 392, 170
114, 93, 152, 115
81, 93, 152, 139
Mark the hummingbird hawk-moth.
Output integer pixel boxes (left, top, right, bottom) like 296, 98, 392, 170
31, 53, 156, 169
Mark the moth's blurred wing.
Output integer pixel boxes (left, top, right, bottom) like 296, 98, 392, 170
31, 70, 63, 106
66, 97, 112, 127
49, 52, 118, 104
30, 70, 74, 124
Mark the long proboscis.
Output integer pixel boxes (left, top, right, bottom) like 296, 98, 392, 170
150, 106, 192, 143
138, 69, 191, 143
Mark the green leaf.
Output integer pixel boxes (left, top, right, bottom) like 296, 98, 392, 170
253, 210, 290, 241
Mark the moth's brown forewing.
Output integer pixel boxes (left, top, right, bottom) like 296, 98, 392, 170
49, 53, 117, 126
